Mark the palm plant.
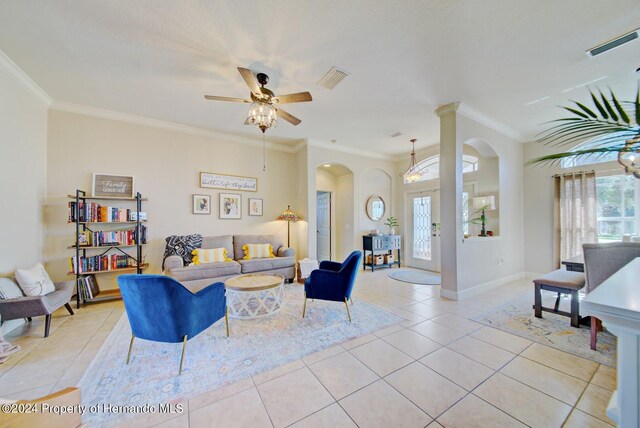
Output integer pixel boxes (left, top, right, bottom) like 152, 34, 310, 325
526, 87, 640, 174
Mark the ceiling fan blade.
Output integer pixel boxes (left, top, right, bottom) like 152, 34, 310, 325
204, 95, 251, 103
272, 92, 313, 104
237, 67, 262, 98
276, 107, 302, 126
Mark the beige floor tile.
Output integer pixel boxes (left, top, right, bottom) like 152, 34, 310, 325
257, 367, 334, 427
253, 359, 305, 385
402, 302, 446, 319
379, 295, 421, 308
563, 408, 614, 427
410, 320, 466, 345
153, 414, 189, 427
419, 348, 494, 391
309, 352, 378, 400
189, 377, 255, 411
339, 380, 432, 428
349, 339, 413, 377
382, 329, 442, 359
576, 384, 615, 425
437, 394, 527, 428
341, 333, 377, 350
500, 356, 587, 405
590, 364, 616, 391
302, 345, 345, 365
474, 373, 572, 428
1, 383, 54, 400
422, 298, 461, 312
290, 403, 357, 428
385, 362, 466, 418
447, 336, 515, 370
430, 313, 483, 334
190, 387, 271, 428
426, 422, 444, 428
521, 343, 599, 381
470, 326, 532, 354
373, 323, 405, 338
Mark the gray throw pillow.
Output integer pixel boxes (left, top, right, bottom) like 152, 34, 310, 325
162, 234, 203, 268
0, 277, 25, 299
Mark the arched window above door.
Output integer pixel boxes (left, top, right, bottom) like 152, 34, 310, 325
409, 154, 479, 182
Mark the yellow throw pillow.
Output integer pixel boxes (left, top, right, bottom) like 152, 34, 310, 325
191, 248, 231, 265
242, 243, 275, 260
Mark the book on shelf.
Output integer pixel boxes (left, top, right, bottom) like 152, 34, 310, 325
69, 254, 135, 273
77, 274, 100, 300
68, 202, 142, 223
71, 226, 147, 247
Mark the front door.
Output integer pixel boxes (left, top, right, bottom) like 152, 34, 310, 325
316, 191, 331, 261
406, 190, 439, 272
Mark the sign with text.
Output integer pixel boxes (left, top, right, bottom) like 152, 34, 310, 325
199, 172, 258, 192
92, 173, 135, 198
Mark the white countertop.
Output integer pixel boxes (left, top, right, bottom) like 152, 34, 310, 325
582, 257, 640, 326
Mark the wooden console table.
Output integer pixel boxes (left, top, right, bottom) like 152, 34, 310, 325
582, 257, 640, 427
363, 235, 401, 272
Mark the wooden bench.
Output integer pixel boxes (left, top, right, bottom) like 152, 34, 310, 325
533, 269, 586, 328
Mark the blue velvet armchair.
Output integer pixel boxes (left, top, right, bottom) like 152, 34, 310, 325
303, 251, 363, 322
117, 274, 228, 375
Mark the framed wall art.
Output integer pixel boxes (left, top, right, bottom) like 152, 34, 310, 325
192, 194, 211, 215
219, 193, 242, 219
92, 173, 135, 198
200, 172, 258, 192
248, 198, 263, 216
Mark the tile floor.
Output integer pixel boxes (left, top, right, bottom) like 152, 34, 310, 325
1, 269, 616, 427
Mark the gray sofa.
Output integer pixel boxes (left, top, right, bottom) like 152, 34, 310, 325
164, 234, 295, 292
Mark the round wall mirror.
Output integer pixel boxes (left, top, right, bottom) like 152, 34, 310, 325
366, 195, 386, 221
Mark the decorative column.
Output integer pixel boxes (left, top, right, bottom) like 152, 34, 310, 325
435, 103, 463, 300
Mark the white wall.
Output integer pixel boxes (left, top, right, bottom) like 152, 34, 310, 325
0, 60, 48, 333
45, 110, 296, 289
302, 141, 397, 261
456, 114, 524, 294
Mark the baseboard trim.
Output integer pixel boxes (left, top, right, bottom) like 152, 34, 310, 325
439, 271, 525, 301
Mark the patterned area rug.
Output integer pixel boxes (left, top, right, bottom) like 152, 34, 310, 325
78, 284, 401, 427
388, 269, 441, 285
472, 293, 616, 367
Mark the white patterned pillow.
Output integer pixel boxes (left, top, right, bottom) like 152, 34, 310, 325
0, 277, 23, 299
15, 263, 56, 297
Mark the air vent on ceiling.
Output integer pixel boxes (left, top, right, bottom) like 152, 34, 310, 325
587, 28, 639, 57
318, 66, 350, 89
390, 131, 403, 138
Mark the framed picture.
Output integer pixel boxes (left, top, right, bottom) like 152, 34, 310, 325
219, 193, 242, 219
200, 172, 258, 192
248, 198, 263, 216
192, 194, 211, 215
92, 173, 135, 198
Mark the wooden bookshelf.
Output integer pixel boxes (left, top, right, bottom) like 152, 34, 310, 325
67, 263, 149, 276
68, 244, 146, 249
73, 288, 123, 304
72, 221, 147, 225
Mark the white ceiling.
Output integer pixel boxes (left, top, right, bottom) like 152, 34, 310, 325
1, 1, 639, 155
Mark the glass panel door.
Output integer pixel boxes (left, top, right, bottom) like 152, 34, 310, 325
406, 191, 439, 271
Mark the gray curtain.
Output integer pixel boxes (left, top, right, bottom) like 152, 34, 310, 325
554, 171, 598, 265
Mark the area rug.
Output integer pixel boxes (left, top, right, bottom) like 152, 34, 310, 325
77, 284, 402, 427
472, 293, 616, 367
388, 269, 441, 285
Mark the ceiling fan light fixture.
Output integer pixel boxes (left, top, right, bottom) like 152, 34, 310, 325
247, 101, 277, 133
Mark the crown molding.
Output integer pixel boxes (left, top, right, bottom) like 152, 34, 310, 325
457, 103, 526, 142
304, 139, 393, 161
49, 101, 299, 153
0, 49, 51, 105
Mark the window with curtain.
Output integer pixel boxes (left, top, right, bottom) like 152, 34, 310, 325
554, 172, 598, 263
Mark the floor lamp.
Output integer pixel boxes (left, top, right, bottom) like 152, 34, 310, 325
276, 205, 300, 247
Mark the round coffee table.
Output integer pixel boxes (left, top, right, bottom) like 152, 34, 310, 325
224, 273, 285, 319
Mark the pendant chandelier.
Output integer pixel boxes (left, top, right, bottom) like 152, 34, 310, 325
401, 139, 426, 184
247, 101, 278, 134
617, 136, 640, 178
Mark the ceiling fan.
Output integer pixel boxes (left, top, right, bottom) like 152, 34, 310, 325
204, 67, 312, 133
